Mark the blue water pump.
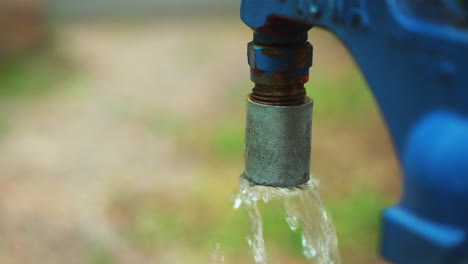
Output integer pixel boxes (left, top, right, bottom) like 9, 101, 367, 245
240, 1, 468, 263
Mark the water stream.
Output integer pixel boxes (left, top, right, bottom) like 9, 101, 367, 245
232, 175, 341, 264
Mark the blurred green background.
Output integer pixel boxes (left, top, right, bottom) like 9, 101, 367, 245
0, 1, 400, 263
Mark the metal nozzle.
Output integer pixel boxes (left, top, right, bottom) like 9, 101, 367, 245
242, 33, 313, 187
243, 95, 313, 187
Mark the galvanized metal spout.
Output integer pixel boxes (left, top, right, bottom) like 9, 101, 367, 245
243, 95, 313, 187
242, 31, 314, 187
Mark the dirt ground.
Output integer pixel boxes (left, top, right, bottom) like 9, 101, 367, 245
0, 17, 400, 264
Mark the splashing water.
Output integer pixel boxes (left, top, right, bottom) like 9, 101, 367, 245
233, 175, 341, 264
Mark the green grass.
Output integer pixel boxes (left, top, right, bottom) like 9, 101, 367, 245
0, 50, 74, 136
211, 123, 245, 161
308, 73, 375, 119
87, 243, 117, 264
327, 188, 389, 250
110, 195, 191, 249
210, 207, 251, 255
0, 50, 71, 98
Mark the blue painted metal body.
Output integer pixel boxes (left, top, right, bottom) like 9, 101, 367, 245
241, 1, 468, 263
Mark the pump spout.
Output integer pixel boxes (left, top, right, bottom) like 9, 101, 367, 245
243, 96, 313, 187
242, 30, 314, 187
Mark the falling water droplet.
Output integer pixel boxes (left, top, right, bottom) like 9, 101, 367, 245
286, 215, 299, 231
322, 210, 328, 221
302, 232, 317, 259
233, 196, 242, 209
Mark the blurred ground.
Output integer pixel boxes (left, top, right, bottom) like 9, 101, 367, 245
0, 16, 400, 264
